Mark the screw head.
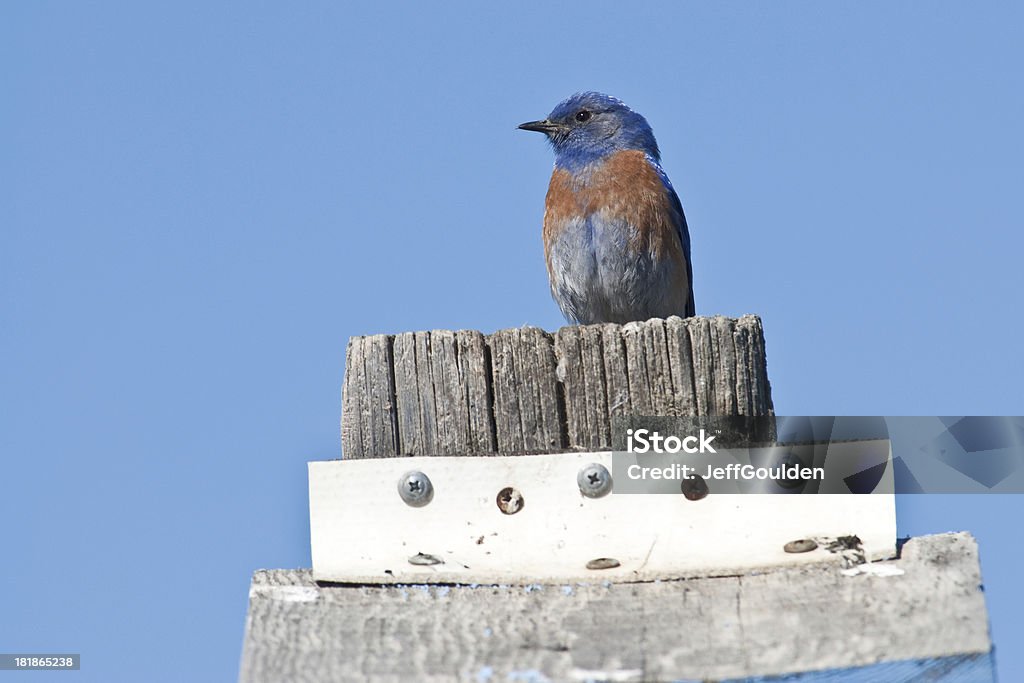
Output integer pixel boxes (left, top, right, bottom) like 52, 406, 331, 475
681, 474, 709, 501
398, 471, 434, 507
577, 463, 613, 498
784, 539, 818, 554
775, 451, 809, 490
586, 557, 621, 570
408, 552, 443, 566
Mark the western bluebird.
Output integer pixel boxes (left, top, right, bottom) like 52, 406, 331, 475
519, 92, 695, 324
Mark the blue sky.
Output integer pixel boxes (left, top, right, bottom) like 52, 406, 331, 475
2, 2, 1022, 681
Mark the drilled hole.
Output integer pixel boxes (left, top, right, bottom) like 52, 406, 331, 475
496, 487, 524, 515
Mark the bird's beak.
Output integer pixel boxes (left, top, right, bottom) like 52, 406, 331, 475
518, 119, 561, 135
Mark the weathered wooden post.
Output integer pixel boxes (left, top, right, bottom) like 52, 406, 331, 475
239, 316, 995, 682
341, 315, 772, 458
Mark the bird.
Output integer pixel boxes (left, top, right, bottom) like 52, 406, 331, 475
519, 92, 695, 325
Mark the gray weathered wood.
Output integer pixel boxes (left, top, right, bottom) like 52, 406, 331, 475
665, 316, 698, 416
553, 324, 610, 450
744, 314, 772, 416
710, 316, 738, 414
341, 316, 774, 458
687, 316, 716, 416
601, 323, 631, 419
733, 318, 754, 416
456, 330, 496, 454
393, 330, 495, 456
555, 315, 773, 450
487, 326, 564, 453
340, 335, 398, 458
239, 532, 994, 683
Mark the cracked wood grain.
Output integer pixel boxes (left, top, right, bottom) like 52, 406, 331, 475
341, 316, 773, 458
241, 533, 993, 682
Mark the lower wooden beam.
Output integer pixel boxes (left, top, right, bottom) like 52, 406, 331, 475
239, 533, 994, 683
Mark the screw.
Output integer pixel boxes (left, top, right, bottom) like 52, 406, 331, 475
586, 558, 621, 570
784, 539, 818, 554
776, 451, 809, 490
577, 463, 613, 498
398, 471, 434, 507
681, 474, 709, 501
408, 552, 443, 566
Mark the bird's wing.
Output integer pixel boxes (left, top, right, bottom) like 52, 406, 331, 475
648, 157, 696, 317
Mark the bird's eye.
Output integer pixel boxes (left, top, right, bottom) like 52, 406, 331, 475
575, 110, 591, 123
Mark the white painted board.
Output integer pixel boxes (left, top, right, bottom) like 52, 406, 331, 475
309, 443, 896, 584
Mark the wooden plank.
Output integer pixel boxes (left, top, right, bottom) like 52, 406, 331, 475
392, 331, 430, 455
687, 316, 716, 416
710, 316, 739, 414
665, 315, 698, 415
554, 325, 610, 450
456, 329, 496, 454
602, 322, 632, 417
621, 320, 655, 414
393, 330, 495, 455
733, 318, 754, 415
340, 335, 398, 458
341, 317, 775, 459
240, 532, 993, 683
621, 318, 678, 416
741, 314, 772, 415
309, 442, 896, 584
487, 326, 564, 453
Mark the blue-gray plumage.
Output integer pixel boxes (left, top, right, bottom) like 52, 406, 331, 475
519, 92, 695, 324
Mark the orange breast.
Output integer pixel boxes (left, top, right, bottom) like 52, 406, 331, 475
543, 149, 685, 267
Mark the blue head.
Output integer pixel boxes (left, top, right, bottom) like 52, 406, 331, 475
519, 92, 661, 172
